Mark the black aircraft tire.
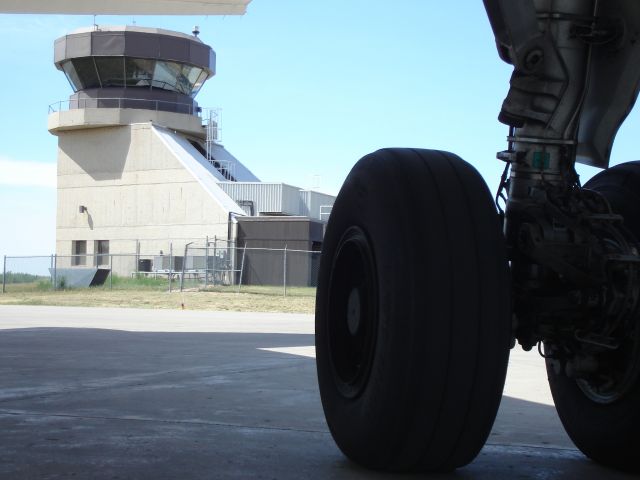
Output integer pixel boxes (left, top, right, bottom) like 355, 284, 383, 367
545, 161, 640, 472
315, 148, 511, 472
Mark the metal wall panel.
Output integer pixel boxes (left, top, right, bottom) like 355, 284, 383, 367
301, 191, 335, 221
92, 32, 126, 55
56, 29, 214, 72
218, 183, 287, 215
281, 184, 302, 215
71, 88, 196, 114
190, 42, 210, 67
123, 32, 161, 58
54, 38, 67, 64
65, 33, 92, 58
298, 190, 310, 217
159, 36, 190, 63
236, 217, 320, 286
218, 183, 335, 219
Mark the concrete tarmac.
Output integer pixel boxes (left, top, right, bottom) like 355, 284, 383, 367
0, 305, 635, 479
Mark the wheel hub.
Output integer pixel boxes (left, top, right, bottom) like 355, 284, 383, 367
347, 287, 362, 336
326, 226, 378, 399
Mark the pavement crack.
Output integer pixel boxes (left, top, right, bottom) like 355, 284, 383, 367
0, 360, 307, 404
0, 409, 330, 436
484, 441, 581, 453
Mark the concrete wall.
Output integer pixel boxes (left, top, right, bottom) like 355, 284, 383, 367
55, 123, 231, 275
49, 107, 205, 138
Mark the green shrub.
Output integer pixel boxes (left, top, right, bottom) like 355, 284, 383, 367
1, 271, 48, 284
36, 280, 53, 291
101, 274, 168, 290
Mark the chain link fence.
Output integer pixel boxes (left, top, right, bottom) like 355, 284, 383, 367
2, 242, 321, 297
182, 242, 321, 296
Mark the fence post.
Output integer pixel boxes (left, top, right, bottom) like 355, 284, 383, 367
205, 235, 209, 289
180, 243, 190, 292
283, 244, 287, 297
213, 236, 217, 287
237, 244, 247, 294
53, 254, 58, 291
169, 242, 173, 293
2, 255, 6, 294
135, 240, 140, 277
109, 254, 113, 290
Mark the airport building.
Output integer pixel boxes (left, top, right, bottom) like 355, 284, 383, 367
48, 25, 334, 280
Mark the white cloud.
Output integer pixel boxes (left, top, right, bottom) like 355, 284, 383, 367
0, 157, 56, 188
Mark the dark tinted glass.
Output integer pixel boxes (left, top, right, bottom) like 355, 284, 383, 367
94, 56, 125, 87
95, 240, 109, 266
192, 70, 209, 97
64, 56, 209, 96
153, 60, 181, 92
72, 57, 101, 89
181, 65, 203, 95
61, 61, 82, 91
125, 58, 154, 87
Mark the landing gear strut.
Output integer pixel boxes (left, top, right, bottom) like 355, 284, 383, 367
317, 0, 640, 473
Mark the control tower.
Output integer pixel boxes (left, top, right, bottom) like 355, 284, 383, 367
53, 25, 213, 118
48, 26, 259, 274
49, 25, 223, 139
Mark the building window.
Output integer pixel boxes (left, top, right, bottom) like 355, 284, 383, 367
62, 56, 207, 96
125, 58, 154, 87
95, 240, 109, 266
94, 56, 126, 87
72, 240, 87, 266
67, 58, 101, 89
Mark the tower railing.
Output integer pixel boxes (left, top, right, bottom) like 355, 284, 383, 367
202, 107, 221, 143
48, 98, 200, 116
201, 107, 235, 179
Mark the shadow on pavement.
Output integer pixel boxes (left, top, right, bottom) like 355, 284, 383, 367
0, 327, 635, 479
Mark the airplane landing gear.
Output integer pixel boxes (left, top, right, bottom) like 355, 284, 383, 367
315, 148, 512, 471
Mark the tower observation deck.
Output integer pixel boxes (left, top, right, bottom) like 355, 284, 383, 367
54, 26, 215, 116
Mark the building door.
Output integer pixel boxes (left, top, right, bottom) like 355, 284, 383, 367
72, 240, 87, 266
95, 240, 109, 266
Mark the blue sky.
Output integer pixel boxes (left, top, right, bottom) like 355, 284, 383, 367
1, 0, 638, 258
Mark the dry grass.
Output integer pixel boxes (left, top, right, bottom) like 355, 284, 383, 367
0, 288, 315, 314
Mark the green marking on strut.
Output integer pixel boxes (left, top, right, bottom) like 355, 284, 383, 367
532, 151, 550, 170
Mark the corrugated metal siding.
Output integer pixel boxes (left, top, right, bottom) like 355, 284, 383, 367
218, 182, 282, 213
298, 190, 311, 217
217, 182, 302, 216
281, 184, 302, 215
300, 190, 335, 220
218, 182, 336, 219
